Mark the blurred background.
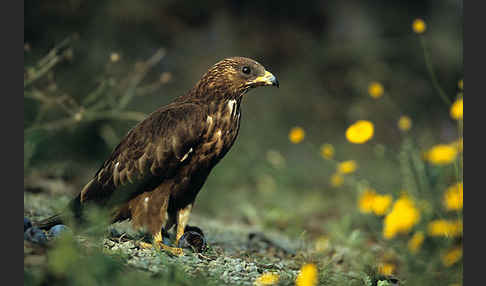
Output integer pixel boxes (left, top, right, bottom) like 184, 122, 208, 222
24, 0, 463, 283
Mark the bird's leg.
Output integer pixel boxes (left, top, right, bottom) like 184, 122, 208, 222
153, 231, 184, 256
140, 230, 184, 256
175, 204, 192, 245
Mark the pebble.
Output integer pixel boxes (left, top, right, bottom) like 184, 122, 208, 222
48, 224, 70, 238
24, 217, 32, 232
24, 227, 47, 244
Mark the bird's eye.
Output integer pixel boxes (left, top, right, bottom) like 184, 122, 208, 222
242, 66, 251, 74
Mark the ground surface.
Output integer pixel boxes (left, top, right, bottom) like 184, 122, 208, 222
24, 191, 312, 286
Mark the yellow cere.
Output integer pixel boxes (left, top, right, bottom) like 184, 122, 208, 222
345, 120, 374, 144
368, 82, 384, 99
428, 219, 462, 237
378, 263, 395, 276
295, 263, 318, 286
383, 195, 420, 239
320, 143, 334, 160
458, 79, 463, 90
289, 127, 305, 144
443, 182, 463, 211
412, 18, 426, 34
425, 144, 458, 165
450, 98, 463, 120
398, 116, 412, 131
408, 231, 425, 254
442, 246, 462, 267
254, 272, 279, 286
330, 173, 344, 187
337, 160, 358, 174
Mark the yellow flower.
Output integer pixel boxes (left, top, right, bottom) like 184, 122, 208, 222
383, 195, 420, 239
337, 160, 358, 174
358, 189, 392, 216
320, 144, 334, 160
346, 120, 374, 144
442, 246, 462, 267
458, 79, 463, 90
110, 52, 120, 62
314, 236, 329, 253
408, 231, 425, 254
330, 173, 344, 187
412, 18, 426, 34
428, 219, 462, 237
425, 144, 458, 165
443, 182, 463, 211
378, 263, 395, 276
254, 272, 279, 285
371, 194, 393, 216
296, 263, 318, 286
450, 98, 463, 120
358, 189, 376, 213
398, 116, 412, 131
368, 82, 384, 99
289, 127, 305, 144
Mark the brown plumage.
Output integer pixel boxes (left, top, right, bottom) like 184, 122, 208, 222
36, 57, 278, 254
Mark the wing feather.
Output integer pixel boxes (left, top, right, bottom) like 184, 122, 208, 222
80, 103, 206, 204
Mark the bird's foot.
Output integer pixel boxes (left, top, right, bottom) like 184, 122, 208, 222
139, 241, 184, 256
139, 241, 154, 249
156, 242, 184, 256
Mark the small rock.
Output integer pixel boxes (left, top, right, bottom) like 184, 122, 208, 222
48, 224, 71, 238
24, 217, 32, 232
108, 228, 121, 238
185, 225, 205, 237
104, 239, 115, 247
24, 227, 47, 244
177, 231, 207, 253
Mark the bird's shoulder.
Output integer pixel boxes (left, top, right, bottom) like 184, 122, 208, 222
91, 101, 208, 191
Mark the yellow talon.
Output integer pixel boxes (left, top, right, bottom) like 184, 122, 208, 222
137, 231, 183, 256
156, 242, 184, 256
139, 241, 154, 249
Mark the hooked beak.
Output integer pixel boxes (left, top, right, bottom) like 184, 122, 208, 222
250, 70, 279, 88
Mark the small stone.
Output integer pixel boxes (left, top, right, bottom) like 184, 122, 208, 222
24, 217, 32, 232
48, 225, 70, 238
178, 231, 207, 253
108, 228, 121, 238
24, 227, 47, 245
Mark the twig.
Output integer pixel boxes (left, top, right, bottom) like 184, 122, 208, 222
25, 110, 147, 134
24, 37, 72, 88
117, 48, 166, 110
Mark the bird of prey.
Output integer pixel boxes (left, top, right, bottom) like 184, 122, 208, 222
36, 57, 279, 255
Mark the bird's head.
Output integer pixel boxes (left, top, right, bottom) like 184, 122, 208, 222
192, 57, 279, 100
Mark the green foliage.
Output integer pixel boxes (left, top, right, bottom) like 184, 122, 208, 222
25, 234, 213, 286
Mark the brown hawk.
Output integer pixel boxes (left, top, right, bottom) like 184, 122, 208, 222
36, 57, 278, 255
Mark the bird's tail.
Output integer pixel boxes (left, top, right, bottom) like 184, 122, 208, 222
33, 193, 84, 230
34, 213, 64, 230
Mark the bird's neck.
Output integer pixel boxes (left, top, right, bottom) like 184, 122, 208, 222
202, 95, 239, 116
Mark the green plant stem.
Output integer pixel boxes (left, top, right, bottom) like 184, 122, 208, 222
420, 37, 451, 106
